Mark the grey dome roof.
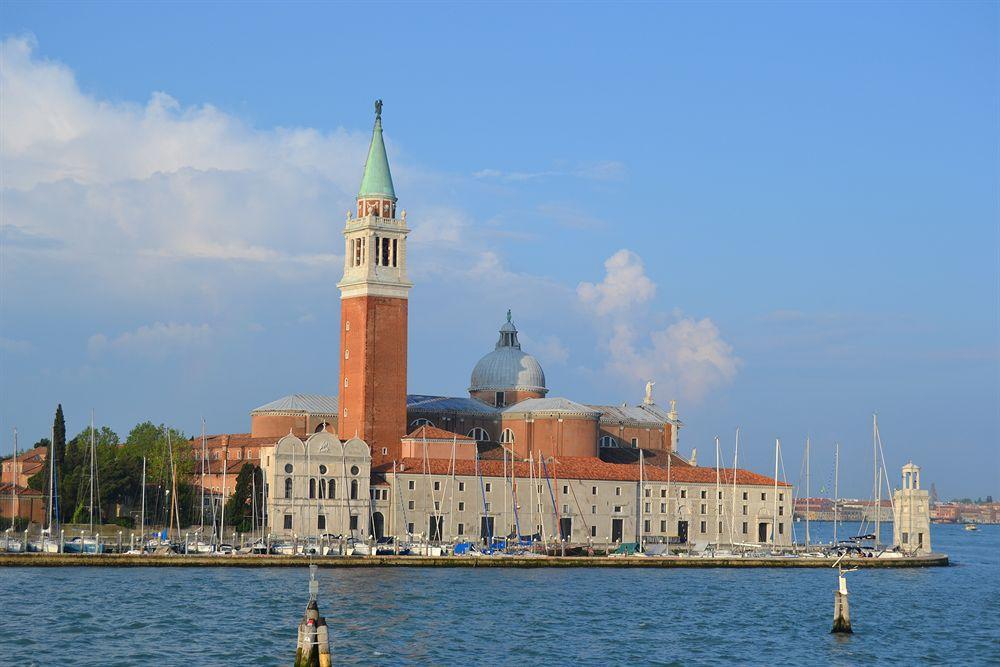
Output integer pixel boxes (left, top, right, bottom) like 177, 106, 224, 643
469, 314, 547, 394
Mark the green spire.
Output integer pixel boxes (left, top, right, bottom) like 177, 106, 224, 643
358, 99, 396, 200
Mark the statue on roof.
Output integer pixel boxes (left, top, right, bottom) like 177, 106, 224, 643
506, 309, 512, 323
644, 380, 655, 405
375, 99, 383, 119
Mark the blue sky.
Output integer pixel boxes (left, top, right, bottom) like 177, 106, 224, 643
1, 2, 997, 498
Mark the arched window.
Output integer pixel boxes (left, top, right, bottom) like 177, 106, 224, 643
329, 479, 336, 499
500, 429, 515, 444
319, 479, 326, 499
315, 421, 329, 433
284, 477, 292, 499
468, 427, 490, 442
600, 435, 619, 448
309, 478, 316, 499
350, 479, 359, 500
410, 418, 434, 429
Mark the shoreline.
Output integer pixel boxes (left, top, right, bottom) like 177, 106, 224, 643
0, 553, 949, 568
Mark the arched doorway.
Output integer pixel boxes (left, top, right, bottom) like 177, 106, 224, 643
371, 512, 385, 540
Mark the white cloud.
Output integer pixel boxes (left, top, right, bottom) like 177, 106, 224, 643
472, 160, 625, 183
579, 250, 740, 402
88, 322, 212, 358
577, 249, 656, 316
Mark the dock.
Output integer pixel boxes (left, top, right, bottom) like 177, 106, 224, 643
0, 553, 949, 568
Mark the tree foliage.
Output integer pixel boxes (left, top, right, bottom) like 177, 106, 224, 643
225, 463, 263, 533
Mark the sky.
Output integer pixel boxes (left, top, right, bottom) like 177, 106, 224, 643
1, 2, 997, 499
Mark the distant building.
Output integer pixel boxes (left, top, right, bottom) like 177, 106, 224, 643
191, 103, 794, 547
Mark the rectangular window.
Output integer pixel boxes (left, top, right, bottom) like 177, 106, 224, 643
778, 506, 784, 516
615, 487, 622, 496
495, 391, 505, 407
408, 501, 415, 510
631, 438, 638, 448
660, 489, 666, 498
680, 489, 687, 499
644, 520, 651, 533
374, 236, 380, 264
485, 483, 492, 493
591, 525, 597, 538
742, 522, 748, 534
485, 502, 491, 512
392, 238, 398, 267
742, 505, 748, 515
283, 515, 292, 530
457, 523, 465, 536
458, 502, 465, 511
592, 486, 598, 495
779, 493, 784, 501
408, 480, 415, 490
778, 522, 784, 535
318, 515, 326, 530
644, 503, 651, 513
700, 504, 707, 514
902, 532, 909, 544
761, 493, 767, 501
562, 504, 569, 514
614, 505, 623, 513
434, 501, 440, 511
459, 482, 466, 492
718, 491, 723, 500
381, 237, 390, 266
660, 520, 667, 532
700, 521, 707, 533
562, 485, 569, 495
660, 503, 666, 513
433, 481, 441, 491
701, 490, 707, 499
644, 488, 651, 498
591, 505, 597, 514
407, 522, 414, 534
742, 491, 748, 501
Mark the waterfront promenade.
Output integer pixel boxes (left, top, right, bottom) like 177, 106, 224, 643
0, 552, 948, 568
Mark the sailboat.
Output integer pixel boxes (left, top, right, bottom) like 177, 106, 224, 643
65, 413, 104, 554
30, 425, 61, 553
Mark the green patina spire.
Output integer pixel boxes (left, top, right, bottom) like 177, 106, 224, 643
358, 99, 396, 200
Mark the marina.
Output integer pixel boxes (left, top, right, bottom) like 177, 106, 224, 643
0, 524, 990, 665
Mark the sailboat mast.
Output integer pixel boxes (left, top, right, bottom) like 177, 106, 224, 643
772, 439, 779, 545
805, 436, 810, 548
47, 423, 55, 532
140, 456, 146, 543
638, 449, 644, 547
200, 418, 206, 532
731, 427, 739, 547
714, 436, 721, 547
833, 442, 839, 545
10, 428, 17, 530
873, 413, 880, 547
90, 410, 95, 534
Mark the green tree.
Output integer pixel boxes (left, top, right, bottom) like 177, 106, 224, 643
225, 463, 263, 533
123, 422, 192, 527
26, 405, 66, 515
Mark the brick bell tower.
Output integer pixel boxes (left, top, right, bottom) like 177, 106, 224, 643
337, 100, 411, 465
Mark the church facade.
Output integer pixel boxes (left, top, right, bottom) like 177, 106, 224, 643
203, 102, 793, 548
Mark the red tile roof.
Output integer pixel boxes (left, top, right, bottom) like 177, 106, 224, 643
402, 426, 474, 442
0, 482, 43, 496
381, 456, 790, 486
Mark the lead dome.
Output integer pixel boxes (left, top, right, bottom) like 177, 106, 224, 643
469, 313, 547, 395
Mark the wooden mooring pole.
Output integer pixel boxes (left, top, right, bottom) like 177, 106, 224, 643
831, 554, 858, 634
294, 565, 331, 667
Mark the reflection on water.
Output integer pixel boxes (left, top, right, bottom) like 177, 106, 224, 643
0, 523, 996, 666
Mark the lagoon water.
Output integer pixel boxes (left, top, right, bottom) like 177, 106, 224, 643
0, 523, 997, 666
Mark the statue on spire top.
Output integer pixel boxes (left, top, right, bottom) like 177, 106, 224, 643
375, 99, 383, 119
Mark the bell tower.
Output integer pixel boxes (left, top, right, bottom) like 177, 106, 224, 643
337, 100, 411, 465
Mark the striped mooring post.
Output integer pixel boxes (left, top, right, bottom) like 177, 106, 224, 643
294, 565, 331, 667
831, 565, 856, 634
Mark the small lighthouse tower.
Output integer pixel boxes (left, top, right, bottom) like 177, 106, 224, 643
893, 462, 931, 554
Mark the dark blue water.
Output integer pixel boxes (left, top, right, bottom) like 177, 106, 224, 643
1, 523, 997, 666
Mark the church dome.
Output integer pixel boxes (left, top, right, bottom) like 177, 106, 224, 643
469, 312, 547, 394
